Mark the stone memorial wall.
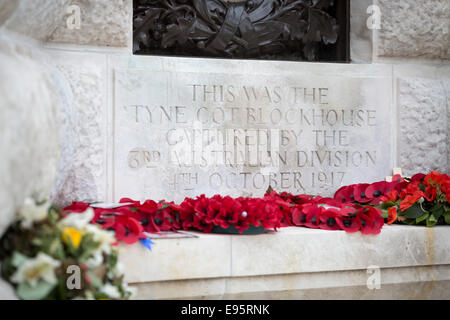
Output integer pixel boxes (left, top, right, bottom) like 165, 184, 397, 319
0, 0, 449, 300
112, 58, 393, 202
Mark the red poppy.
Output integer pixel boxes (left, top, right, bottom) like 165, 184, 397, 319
399, 181, 420, 199
91, 208, 117, 229
138, 200, 159, 214
380, 189, 398, 202
410, 173, 426, 183
214, 196, 243, 229
356, 207, 384, 234
64, 202, 90, 213
365, 181, 389, 205
441, 179, 450, 202
119, 197, 141, 205
151, 201, 180, 232
318, 208, 341, 231
302, 205, 322, 229
424, 171, 446, 186
424, 185, 437, 201
114, 215, 144, 244
334, 185, 354, 203
353, 184, 371, 203
335, 207, 360, 233
203, 196, 221, 224
387, 207, 397, 225
399, 191, 424, 212
291, 207, 307, 226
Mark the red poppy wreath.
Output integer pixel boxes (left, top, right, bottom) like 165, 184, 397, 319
63, 171, 450, 245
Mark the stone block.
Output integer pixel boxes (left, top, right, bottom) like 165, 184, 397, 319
45, 51, 108, 207
49, 0, 132, 47
375, 0, 450, 59
398, 77, 448, 176
1, 0, 69, 41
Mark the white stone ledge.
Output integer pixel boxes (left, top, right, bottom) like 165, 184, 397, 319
120, 226, 450, 283
130, 265, 450, 300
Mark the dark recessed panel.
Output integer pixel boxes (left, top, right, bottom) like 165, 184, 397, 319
133, 0, 350, 62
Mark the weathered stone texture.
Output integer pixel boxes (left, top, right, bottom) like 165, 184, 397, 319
49, 0, 131, 47
49, 54, 107, 207
398, 77, 448, 176
376, 0, 450, 59
0, 35, 61, 236
1, 0, 69, 41
444, 78, 450, 172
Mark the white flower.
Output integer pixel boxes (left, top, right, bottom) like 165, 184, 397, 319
85, 251, 104, 269
59, 207, 94, 230
83, 224, 116, 255
107, 261, 124, 280
11, 253, 61, 287
122, 282, 136, 299
18, 198, 50, 229
100, 283, 121, 299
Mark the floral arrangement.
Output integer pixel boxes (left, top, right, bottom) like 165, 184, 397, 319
334, 171, 450, 227
0, 198, 134, 300
62, 171, 450, 246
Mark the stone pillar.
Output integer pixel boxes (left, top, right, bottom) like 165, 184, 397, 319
0, 0, 66, 298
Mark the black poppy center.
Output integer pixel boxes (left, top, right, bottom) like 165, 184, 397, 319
326, 218, 336, 227
343, 219, 352, 228
154, 218, 163, 225
301, 215, 307, 223
373, 190, 382, 197
360, 192, 366, 198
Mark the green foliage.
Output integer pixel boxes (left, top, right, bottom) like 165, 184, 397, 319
403, 203, 427, 219
0, 199, 133, 300
17, 280, 56, 300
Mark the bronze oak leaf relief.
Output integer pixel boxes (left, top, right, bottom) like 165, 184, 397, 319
133, 0, 344, 62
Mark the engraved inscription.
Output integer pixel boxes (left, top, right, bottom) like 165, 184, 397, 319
114, 68, 392, 202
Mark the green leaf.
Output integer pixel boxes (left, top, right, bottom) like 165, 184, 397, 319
17, 280, 56, 300
426, 215, 438, 227
403, 203, 427, 219
444, 212, 450, 225
87, 271, 103, 289
403, 219, 417, 225
416, 213, 429, 224
430, 204, 444, 219
381, 201, 395, 210
11, 252, 29, 268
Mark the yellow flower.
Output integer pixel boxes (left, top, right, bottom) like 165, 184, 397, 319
62, 227, 83, 249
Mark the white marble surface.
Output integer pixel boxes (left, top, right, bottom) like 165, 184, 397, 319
120, 226, 450, 283
120, 225, 450, 299
111, 56, 394, 203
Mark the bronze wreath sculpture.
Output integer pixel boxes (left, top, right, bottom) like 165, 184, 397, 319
133, 0, 340, 60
